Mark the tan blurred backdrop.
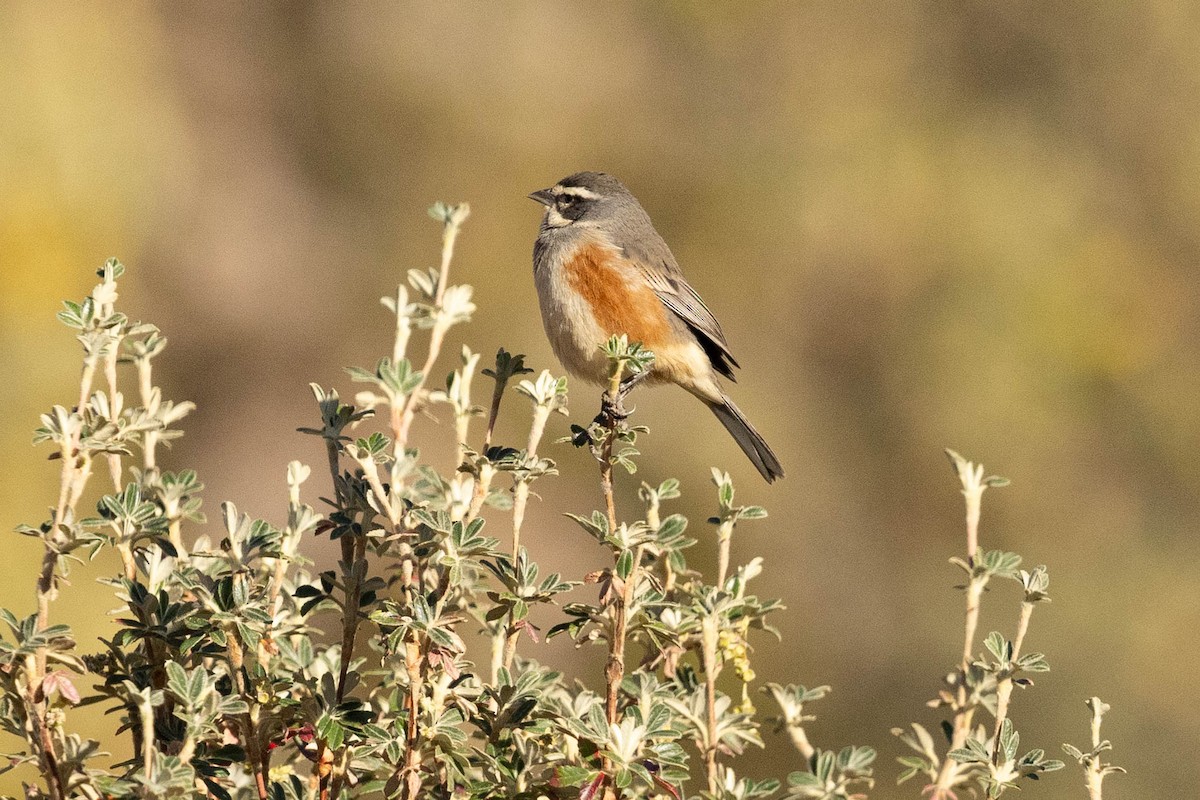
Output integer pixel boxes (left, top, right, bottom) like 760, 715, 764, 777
2, 2, 1198, 796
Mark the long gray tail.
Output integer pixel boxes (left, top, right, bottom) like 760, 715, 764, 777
708, 394, 784, 483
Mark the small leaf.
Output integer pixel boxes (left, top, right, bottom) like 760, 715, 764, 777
615, 550, 633, 581
984, 631, 1009, 662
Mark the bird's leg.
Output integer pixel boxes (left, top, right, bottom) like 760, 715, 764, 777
618, 367, 650, 400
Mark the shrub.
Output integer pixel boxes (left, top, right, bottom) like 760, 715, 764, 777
6, 204, 1119, 800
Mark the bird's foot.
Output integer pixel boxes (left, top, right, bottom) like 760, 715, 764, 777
599, 390, 630, 423
600, 368, 650, 423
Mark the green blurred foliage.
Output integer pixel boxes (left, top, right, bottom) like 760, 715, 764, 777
2, 2, 1197, 796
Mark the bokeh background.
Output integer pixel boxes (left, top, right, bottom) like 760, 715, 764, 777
3, 2, 1198, 796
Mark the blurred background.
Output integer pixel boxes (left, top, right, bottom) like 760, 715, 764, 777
2, 2, 1198, 796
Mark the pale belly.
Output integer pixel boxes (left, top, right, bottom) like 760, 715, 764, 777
534, 260, 612, 385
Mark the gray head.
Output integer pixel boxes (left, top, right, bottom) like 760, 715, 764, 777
528, 171, 643, 230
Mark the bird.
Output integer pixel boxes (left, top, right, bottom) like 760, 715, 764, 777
528, 171, 783, 483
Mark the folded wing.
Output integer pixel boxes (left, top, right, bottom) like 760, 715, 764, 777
622, 239, 740, 380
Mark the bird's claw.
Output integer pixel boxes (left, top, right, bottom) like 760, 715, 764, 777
600, 369, 649, 422
599, 391, 631, 422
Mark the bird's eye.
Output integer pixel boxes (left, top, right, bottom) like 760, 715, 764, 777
558, 194, 575, 205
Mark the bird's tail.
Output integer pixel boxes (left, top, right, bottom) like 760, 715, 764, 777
707, 394, 784, 483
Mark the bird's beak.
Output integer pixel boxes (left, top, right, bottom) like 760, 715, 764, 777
527, 188, 555, 207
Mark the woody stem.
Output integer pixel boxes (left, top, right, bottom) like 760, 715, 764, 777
600, 365, 624, 782
701, 616, 720, 794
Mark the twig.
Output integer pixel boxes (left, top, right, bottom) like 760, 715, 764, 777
990, 600, 1034, 763
933, 453, 993, 799
600, 364, 625, 728
466, 464, 495, 527
137, 350, 159, 473
482, 369, 505, 456
787, 724, 815, 762
604, 550, 644, 791
512, 398, 551, 556
400, 637, 424, 800
226, 624, 268, 800
139, 692, 154, 783
1076, 697, 1122, 800
319, 404, 352, 800
701, 615, 721, 795
595, 361, 650, 800
383, 209, 469, 796
395, 206, 469, 450
1087, 703, 1104, 800
24, 334, 106, 799
328, 432, 369, 706
716, 519, 734, 588
499, 402, 553, 674
335, 532, 366, 702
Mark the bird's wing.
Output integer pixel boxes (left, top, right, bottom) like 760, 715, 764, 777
622, 238, 740, 379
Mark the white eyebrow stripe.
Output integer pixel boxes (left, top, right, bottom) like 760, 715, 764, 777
556, 186, 601, 200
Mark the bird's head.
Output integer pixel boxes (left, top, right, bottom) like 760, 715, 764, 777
528, 172, 632, 229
